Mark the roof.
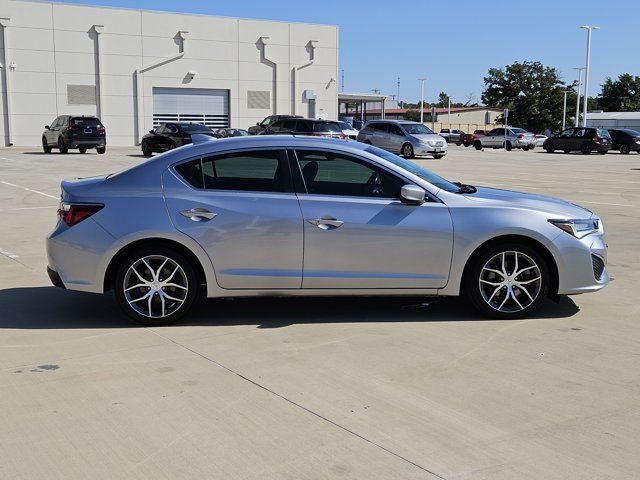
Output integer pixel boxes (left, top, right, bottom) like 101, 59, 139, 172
339, 92, 388, 102
585, 111, 640, 120
363, 106, 503, 115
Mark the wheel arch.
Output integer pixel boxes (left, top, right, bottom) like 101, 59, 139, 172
460, 234, 559, 297
103, 238, 207, 293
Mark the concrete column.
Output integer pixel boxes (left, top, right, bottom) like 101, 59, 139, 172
91, 25, 105, 119
0, 17, 13, 146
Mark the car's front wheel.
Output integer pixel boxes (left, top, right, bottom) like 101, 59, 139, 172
473, 140, 482, 150
42, 137, 51, 153
141, 141, 152, 156
401, 143, 414, 158
464, 243, 549, 319
114, 247, 199, 325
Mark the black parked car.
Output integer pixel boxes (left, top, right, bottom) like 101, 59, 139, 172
263, 118, 345, 139
141, 122, 215, 156
248, 115, 302, 135
543, 127, 612, 154
213, 128, 250, 138
42, 115, 106, 154
608, 129, 640, 154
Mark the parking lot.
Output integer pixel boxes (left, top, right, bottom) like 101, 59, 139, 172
1, 144, 639, 479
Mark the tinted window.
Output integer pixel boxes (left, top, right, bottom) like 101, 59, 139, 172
175, 159, 204, 189
559, 129, 573, 138
369, 123, 388, 132
180, 123, 211, 133
313, 122, 341, 132
573, 129, 588, 138
491, 128, 505, 136
401, 123, 434, 134
388, 125, 404, 136
260, 116, 275, 127
71, 117, 102, 128
201, 150, 289, 192
295, 150, 404, 198
282, 120, 298, 130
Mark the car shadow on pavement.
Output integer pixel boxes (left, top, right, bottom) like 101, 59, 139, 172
0, 287, 580, 330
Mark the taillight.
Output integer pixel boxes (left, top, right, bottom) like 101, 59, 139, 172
97, 125, 105, 133
593, 136, 600, 143
339, 133, 346, 140
67, 118, 76, 131
517, 133, 525, 139
58, 203, 104, 227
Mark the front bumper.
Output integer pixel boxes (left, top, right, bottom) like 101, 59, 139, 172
415, 143, 448, 156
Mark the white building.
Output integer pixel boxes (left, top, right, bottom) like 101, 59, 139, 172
585, 111, 640, 131
0, 0, 339, 146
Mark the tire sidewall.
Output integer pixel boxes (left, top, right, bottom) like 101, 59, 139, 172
114, 246, 199, 326
464, 242, 550, 319
402, 143, 414, 158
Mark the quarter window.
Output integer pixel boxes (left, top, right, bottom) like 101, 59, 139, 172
295, 150, 404, 198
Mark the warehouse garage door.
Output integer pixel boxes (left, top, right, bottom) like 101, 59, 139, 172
152, 88, 230, 128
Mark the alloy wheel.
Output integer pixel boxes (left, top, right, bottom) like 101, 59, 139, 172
478, 251, 542, 313
123, 255, 189, 319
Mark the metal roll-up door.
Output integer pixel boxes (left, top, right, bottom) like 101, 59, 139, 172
152, 88, 230, 128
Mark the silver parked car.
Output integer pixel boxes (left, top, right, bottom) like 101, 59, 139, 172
473, 127, 536, 151
47, 136, 608, 325
357, 120, 447, 159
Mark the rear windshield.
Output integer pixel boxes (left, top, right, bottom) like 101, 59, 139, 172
510, 128, 528, 134
313, 122, 341, 132
401, 123, 434, 135
71, 117, 102, 127
597, 129, 611, 138
180, 124, 211, 133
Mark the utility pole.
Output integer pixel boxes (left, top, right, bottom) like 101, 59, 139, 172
418, 78, 426, 124
341, 69, 344, 92
573, 67, 585, 127
397, 76, 400, 108
562, 90, 569, 130
447, 96, 451, 127
580, 25, 600, 127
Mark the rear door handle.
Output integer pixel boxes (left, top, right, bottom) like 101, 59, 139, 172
307, 217, 344, 230
180, 208, 217, 222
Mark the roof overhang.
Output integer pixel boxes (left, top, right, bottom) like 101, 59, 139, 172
339, 92, 388, 103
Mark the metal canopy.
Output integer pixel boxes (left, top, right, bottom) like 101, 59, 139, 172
338, 92, 388, 121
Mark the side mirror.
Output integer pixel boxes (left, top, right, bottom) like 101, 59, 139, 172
256, 122, 260, 126
400, 184, 426, 205
149, 129, 154, 134
45, 125, 50, 130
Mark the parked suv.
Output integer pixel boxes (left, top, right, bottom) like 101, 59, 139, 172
248, 115, 302, 135
473, 127, 536, 151
608, 128, 640, 154
543, 127, 612, 155
263, 118, 345, 139
439, 129, 465, 145
42, 115, 106, 154
357, 120, 447, 158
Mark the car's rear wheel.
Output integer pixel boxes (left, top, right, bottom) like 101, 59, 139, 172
581, 144, 591, 155
114, 247, 199, 326
58, 137, 68, 154
544, 142, 555, 153
463, 142, 470, 147
473, 140, 482, 150
620, 144, 630, 154
141, 141, 152, 156
97, 146, 106, 154
42, 137, 51, 153
401, 143, 414, 158
79, 147, 87, 154
465, 243, 549, 319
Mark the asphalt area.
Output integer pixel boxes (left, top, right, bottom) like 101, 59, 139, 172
1, 144, 639, 479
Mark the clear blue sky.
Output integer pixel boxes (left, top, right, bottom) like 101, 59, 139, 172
57, 0, 638, 105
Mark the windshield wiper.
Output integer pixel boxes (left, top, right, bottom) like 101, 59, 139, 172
453, 181, 477, 194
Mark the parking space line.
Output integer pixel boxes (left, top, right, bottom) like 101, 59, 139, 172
0, 205, 58, 212
0, 246, 31, 269
0, 180, 58, 200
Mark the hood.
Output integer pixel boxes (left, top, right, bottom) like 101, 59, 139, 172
411, 134, 446, 142
465, 186, 593, 218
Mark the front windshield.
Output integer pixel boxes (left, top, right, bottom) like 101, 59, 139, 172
364, 145, 461, 193
400, 123, 434, 135
180, 124, 211, 133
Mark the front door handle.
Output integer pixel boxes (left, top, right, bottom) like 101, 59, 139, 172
180, 208, 217, 222
307, 217, 344, 230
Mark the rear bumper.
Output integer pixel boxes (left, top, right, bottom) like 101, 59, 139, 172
68, 139, 106, 148
47, 267, 65, 289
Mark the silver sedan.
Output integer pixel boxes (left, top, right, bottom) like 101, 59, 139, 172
46, 136, 608, 324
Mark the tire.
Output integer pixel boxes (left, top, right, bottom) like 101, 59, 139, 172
544, 142, 555, 153
563, 149, 571, 154
401, 143, 414, 159
58, 137, 68, 154
79, 147, 87, 154
620, 144, 630, 154
141, 141, 152, 157
455, 143, 462, 146
464, 242, 550, 319
114, 246, 200, 326
504, 141, 513, 151
473, 140, 482, 150
42, 137, 51, 153
522, 146, 530, 151
433, 154, 445, 159
598, 150, 607, 155
463, 142, 470, 148
97, 146, 106, 154
580, 143, 591, 155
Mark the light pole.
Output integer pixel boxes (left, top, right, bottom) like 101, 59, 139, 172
573, 67, 585, 127
580, 25, 599, 127
418, 78, 426, 124
447, 96, 451, 127
562, 90, 570, 130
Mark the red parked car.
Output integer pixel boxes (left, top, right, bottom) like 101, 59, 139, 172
462, 129, 488, 147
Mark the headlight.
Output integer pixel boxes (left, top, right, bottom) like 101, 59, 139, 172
548, 218, 600, 238
420, 140, 437, 146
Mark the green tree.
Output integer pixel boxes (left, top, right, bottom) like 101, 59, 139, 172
597, 74, 640, 111
482, 61, 568, 132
